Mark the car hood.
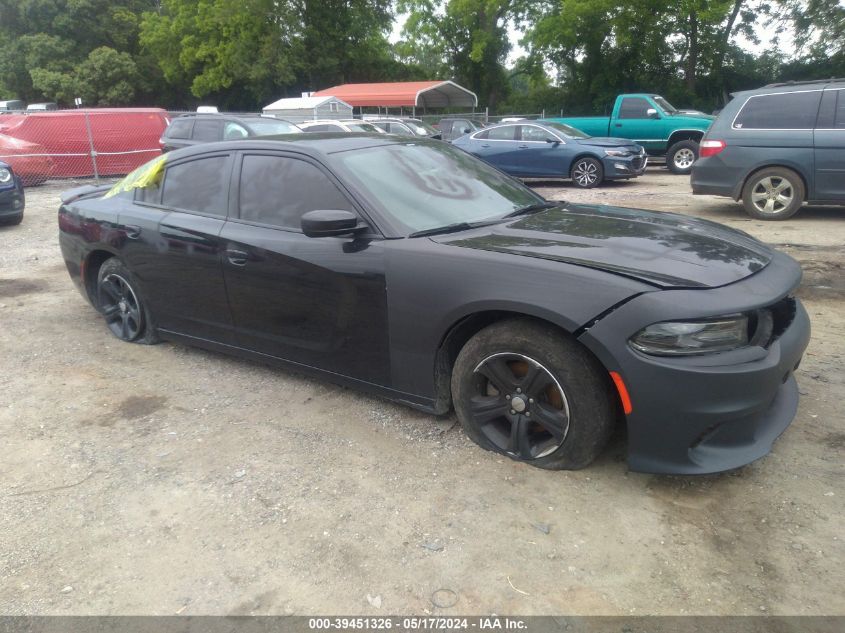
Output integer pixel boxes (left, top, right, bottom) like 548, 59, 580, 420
434, 204, 772, 288
576, 137, 642, 149
669, 111, 716, 123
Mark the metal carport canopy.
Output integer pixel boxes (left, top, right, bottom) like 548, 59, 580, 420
313, 81, 478, 108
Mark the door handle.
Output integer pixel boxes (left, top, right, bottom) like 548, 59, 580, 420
124, 224, 141, 239
518, 144, 529, 148
481, 143, 490, 148
614, 123, 623, 127
226, 249, 249, 266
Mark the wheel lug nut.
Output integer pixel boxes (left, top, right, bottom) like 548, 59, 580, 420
525, 412, 531, 417
510, 410, 516, 415
516, 388, 522, 393
529, 398, 534, 403
505, 395, 511, 400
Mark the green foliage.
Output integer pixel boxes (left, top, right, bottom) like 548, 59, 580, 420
0, 0, 841, 112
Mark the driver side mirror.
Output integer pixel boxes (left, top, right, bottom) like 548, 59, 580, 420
646, 108, 660, 119
301, 209, 365, 238
545, 137, 560, 145
462, 127, 472, 134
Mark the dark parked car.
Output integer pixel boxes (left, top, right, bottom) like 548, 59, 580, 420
58, 135, 810, 475
160, 114, 301, 152
692, 78, 845, 220
437, 117, 486, 142
0, 160, 25, 225
453, 121, 647, 187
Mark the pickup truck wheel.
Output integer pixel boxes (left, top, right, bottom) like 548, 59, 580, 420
571, 157, 603, 188
741, 167, 804, 220
667, 140, 699, 174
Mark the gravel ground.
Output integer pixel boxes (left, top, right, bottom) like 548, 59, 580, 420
0, 168, 843, 616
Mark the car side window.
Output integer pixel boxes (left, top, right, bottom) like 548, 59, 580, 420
520, 126, 555, 142
487, 125, 517, 141
223, 122, 249, 139
167, 118, 193, 139
618, 97, 652, 119
473, 129, 490, 140
834, 91, 845, 129
161, 155, 230, 217
238, 155, 353, 230
192, 119, 223, 141
304, 124, 333, 132
733, 91, 823, 130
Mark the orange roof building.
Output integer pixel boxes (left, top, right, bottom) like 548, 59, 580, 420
313, 81, 478, 109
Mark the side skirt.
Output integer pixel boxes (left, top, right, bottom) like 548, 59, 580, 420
157, 329, 440, 415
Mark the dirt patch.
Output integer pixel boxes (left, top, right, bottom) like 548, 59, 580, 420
0, 278, 46, 298
116, 394, 168, 420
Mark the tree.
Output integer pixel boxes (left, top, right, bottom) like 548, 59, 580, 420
398, 0, 531, 109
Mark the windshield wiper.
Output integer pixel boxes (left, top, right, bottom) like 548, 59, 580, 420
408, 220, 498, 238
502, 201, 559, 219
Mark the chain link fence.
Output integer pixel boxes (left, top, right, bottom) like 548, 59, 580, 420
0, 108, 555, 188
0, 108, 169, 186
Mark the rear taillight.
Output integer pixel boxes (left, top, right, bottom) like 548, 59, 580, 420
700, 139, 726, 157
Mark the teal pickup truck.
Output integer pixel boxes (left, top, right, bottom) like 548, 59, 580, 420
543, 94, 714, 175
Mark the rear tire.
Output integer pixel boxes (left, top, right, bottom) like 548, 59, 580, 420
666, 140, 699, 175
741, 167, 804, 220
451, 319, 616, 470
570, 157, 604, 188
0, 213, 22, 226
96, 258, 160, 344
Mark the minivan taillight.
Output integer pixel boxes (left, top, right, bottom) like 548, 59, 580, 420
700, 139, 726, 157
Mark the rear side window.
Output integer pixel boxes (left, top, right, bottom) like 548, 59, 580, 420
192, 119, 223, 141
488, 125, 517, 141
223, 122, 249, 139
733, 91, 822, 129
618, 97, 652, 119
161, 155, 230, 216
167, 118, 193, 139
520, 125, 556, 142
238, 155, 352, 230
303, 124, 334, 132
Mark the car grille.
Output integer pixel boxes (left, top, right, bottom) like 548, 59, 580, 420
631, 157, 644, 170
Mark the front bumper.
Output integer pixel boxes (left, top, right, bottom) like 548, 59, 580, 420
0, 181, 25, 218
579, 252, 811, 474
603, 154, 648, 179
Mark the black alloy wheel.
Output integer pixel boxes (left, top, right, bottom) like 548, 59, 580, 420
96, 258, 158, 344
451, 319, 616, 470
469, 352, 571, 459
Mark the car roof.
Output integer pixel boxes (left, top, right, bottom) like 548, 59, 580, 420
174, 113, 294, 124
163, 133, 430, 159
731, 78, 845, 99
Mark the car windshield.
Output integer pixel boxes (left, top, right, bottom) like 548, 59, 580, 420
246, 119, 302, 135
346, 122, 382, 133
540, 122, 590, 139
332, 142, 542, 234
652, 96, 678, 114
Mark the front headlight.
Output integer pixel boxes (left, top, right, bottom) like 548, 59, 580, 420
630, 315, 749, 356
0, 167, 11, 184
604, 149, 631, 157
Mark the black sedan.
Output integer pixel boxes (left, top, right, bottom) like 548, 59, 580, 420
0, 160, 25, 225
452, 121, 647, 188
58, 135, 810, 474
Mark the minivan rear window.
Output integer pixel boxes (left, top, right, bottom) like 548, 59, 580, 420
733, 91, 822, 130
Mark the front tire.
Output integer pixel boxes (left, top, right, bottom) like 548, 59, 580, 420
96, 258, 159, 344
741, 167, 804, 220
451, 319, 616, 470
666, 140, 699, 175
570, 157, 603, 188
